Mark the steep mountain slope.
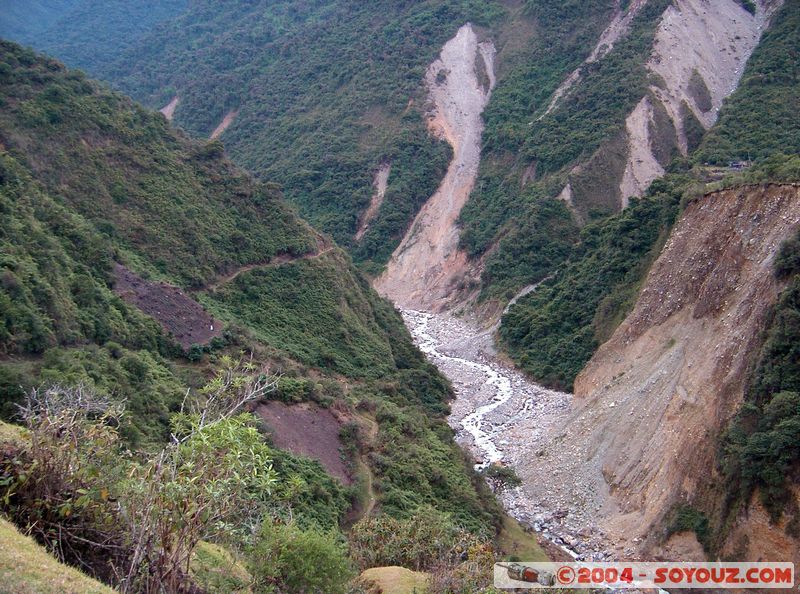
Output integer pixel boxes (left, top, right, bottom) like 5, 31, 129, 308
0, 0, 79, 43
463, 0, 782, 300
5, 0, 670, 289
0, 0, 187, 73
7, 0, 789, 309
501, 0, 800, 390
0, 42, 500, 537
572, 183, 800, 558
489, 182, 800, 561
489, 1, 800, 557
58, 0, 505, 271
375, 23, 495, 310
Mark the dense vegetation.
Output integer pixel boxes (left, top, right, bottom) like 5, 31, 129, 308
695, 0, 800, 164
0, 43, 317, 288
45, 0, 503, 269
0, 0, 187, 76
460, 0, 673, 299
721, 227, 800, 520
499, 173, 686, 390
0, 0, 79, 43
0, 41, 513, 592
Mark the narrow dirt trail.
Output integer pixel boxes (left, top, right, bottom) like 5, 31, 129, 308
202, 247, 334, 292
374, 24, 495, 311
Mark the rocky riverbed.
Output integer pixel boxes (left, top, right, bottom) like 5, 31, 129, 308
401, 309, 618, 560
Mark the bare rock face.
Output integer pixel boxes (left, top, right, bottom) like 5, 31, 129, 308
618, 0, 782, 202
159, 96, 179, 121
573, 184, 800, 557
722, 487, 800, 566
355, 163, 391, 242
557, 0, 783, 214
374, 24, 495, 311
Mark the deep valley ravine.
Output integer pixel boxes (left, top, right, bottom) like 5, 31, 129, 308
400, 309, 614, 560
376, 22, 615, 560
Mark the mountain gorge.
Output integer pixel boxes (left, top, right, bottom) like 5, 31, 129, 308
1, 0, 799, 591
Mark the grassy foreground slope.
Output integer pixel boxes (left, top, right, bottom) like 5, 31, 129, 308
0, 41, 500, 541
0, 517, 116, 594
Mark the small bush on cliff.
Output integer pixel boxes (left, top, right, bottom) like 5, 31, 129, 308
667, 505, 712, 553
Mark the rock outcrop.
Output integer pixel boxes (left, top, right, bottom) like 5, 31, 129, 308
618, 0, 781, 202
557, 0, 782, 215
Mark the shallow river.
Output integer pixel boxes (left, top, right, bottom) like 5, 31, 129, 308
400, 309, 612, 560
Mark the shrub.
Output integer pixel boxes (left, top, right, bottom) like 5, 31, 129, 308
668, 505, 711, 553
249, 522, 353, 594
349, 506, 483, 572
1, 357, 280, 593
480, 464, 522, 492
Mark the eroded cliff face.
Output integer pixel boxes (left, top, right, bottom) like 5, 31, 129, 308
572, 184, 800, 557
559, 0, 782, 215
618, 0, 781, 201
374, 24, 495, 311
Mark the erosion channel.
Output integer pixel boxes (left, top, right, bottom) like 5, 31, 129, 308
374, 22, 611, 560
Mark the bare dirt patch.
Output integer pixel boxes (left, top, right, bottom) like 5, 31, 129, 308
159, 96, 179, 121
619, 96, 665, 205
375, 23, 495, 311
210, 109, 239, 140
355, 163, 391, 242
256, 401, 352, 485
113, 264, 222, 349
617, 0, 782, 200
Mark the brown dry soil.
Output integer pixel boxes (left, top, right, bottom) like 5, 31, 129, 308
114, 263, 222, 349
256, 401, 352, 485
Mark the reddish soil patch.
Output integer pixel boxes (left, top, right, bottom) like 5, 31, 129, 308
113, 263, 222, 349
256, 401, 352, 485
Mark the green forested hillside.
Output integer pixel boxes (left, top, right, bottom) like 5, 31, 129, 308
0, 0, 79, 43
85, 0, 503, 267
0, 0, 187, 73
0, 41, 500, 566
3, 0, 672, 285
695, 0, 800, 164
462, 0, 673, 298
